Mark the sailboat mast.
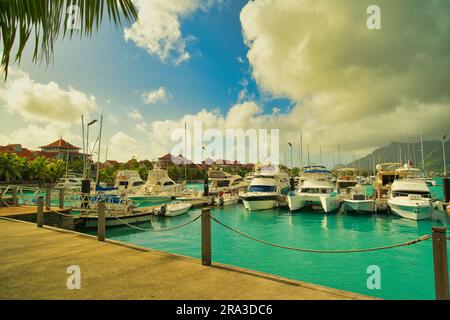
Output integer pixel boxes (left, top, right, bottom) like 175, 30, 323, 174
81, 115, 86, 178
300, 131, 303, 168
420, 129, 425, 173
95, 115, 103, 186
184, 122, 187, 182
338, 144, 341, 170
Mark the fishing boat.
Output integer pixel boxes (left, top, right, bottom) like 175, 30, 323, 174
130, 167, 183, 202
215, 192, 240, 206
342, 184, 375, 213
336, 168, 358, 192
208, 168, 249, 195
287, 166, 341, 213
388, 164, 433, 220
75, 206, 155, 228
241, 164, 290, 211
55, 174, 84, 191
157, 201, 192, 217
373, 163, 403, 199
114, 170, 145, 195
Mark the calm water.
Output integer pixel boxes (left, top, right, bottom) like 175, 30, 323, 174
76, 179, 450, 300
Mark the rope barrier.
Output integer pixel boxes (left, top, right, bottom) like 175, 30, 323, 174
113, 213, 202, 232
210, 215, 431, 254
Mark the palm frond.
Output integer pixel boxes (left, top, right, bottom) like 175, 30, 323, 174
0, 0, 138, 80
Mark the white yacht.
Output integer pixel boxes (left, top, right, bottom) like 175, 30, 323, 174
208, 168, 249, 195
335, 168, 358, 192
114, 170, 145, 195
55, 174, 83, 191
342, 184, 375, 213
287, 166, 341, 213
388, 164, 433, 221
240, 164, 290, 211
130, 167, 183, 202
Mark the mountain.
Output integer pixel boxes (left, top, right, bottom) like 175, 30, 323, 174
345, 140, 449, 174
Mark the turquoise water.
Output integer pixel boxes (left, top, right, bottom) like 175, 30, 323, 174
78, 180, 450, 300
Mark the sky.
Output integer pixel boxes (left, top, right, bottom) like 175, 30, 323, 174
1, 0, 449, 167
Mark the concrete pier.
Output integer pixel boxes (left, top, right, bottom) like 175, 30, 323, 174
0, 218, 373, 300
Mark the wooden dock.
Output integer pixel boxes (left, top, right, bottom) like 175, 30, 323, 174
0, 217, 374, 300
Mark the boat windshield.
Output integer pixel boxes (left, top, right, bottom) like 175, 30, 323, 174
216, 180, 230, 187
300, 188, 334, 194
392, 191, 431, 198
248, 185, 276, 193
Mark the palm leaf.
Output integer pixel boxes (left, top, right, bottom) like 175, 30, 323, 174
0, 0, 138, 80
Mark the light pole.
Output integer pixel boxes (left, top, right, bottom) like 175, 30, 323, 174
442, 135, 447, 177
202, 146, 208, 196
86, 119, 98, 179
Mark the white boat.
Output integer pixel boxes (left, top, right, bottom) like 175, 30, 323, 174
388, 165, 433, 221
208, 168, 249, 195
335, 168, 358, 192
55, 174, 84, 191
240, 164, 290, 211
216, 193, 239, 206
114, 170, 145, 195
76, 207, 154, 228
342, 185, 375, 213
288, 166, 341, 213
132, 167, 183, 202
159, 201, 192, 217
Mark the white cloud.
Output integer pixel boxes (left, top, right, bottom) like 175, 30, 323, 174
128, 107, 143, 121
108, 132, 147, 162
136, 122, 148, 133
108, 114, 119, 124
239, 0, 450, 153
124, 0, 222, 64
0, 69, 97, 123
142, 87, 171, 105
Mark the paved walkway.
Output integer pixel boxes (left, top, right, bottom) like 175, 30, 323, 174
0, 218, 373, 300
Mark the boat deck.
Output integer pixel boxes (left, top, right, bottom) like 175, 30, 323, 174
0, 218, 373, 300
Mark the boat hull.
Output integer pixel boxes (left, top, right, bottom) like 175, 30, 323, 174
164, 207, 190, 217
288, 193, 340, 213
129, 195, 172, 202
388, 200, 432, 220
79, 212, 153, 228
342, 199, 375, 213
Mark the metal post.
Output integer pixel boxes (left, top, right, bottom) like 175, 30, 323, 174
201, 208, 211, 266
37, 196, 44, 228
11, 187, 18, 206
59, 189, 65, 209
97, 201, 106, 242
45, 188, 51, 210
432, 227, 450, 300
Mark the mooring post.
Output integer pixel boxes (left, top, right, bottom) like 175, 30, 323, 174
59, 189, 64, 209
201, 208, 212, 266
11, 186, 18, 206
432, 226, 450, 300
443, 177, 449, 203
97, 201, 106, 242
45, 188, 51, 210
37, 196, 44, 228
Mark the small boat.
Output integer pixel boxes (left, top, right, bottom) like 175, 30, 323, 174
133, 166, 183, 201
288, 166, 341, 213
216, 193, 239, 206
114, 170, 145, 195
240, 164, 290, 211
76, 208, 154, 228
158, 201, 192, 217
388, 164, 433, 220
342, 185, 375, 213
208, 168, 249, 195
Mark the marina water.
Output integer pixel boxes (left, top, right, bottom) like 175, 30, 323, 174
82, 180, 449, 300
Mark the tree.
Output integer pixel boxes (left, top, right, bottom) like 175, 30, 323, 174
29, 156, 49, 185
0, 153, 22, 182
1, 0, 138, 79
48, 160, 66, 183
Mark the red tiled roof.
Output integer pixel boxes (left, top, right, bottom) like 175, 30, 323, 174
39, 138, 80, 150
158, 153, 174, 160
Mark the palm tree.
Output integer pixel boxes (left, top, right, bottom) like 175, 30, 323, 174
0, 153, 22, 182
29, 156, 49, 186
48, 160, 66, 183
1, 0, 137, 79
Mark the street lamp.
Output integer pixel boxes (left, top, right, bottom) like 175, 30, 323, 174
442, 135, 447, 177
